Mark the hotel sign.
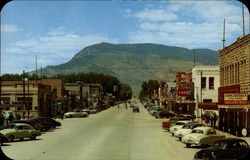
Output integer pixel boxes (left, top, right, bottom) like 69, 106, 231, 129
224, 93, 248, 105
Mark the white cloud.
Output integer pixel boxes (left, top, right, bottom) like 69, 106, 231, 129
2, 27, 118, 73
1, 24, 19, 33
125, 1, 246, 50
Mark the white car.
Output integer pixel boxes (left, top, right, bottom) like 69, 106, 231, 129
169, 120, 194, 135
174, 122, 205, 140
64, 110, 88, 118
181, 126, 225, 148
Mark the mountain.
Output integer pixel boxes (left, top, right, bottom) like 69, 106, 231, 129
41, 42, 219, 95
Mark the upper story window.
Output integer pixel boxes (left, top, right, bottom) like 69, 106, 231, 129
201, 77, 206, 89
209, 77, 214, 89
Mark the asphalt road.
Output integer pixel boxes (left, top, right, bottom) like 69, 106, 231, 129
2, 103, 199, 160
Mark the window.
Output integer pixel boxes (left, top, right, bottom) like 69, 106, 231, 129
209, 77, 214, 89
201, 77, 206, 89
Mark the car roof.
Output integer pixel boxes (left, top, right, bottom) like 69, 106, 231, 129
193, 126, 214, 131
13, 123, 33, 127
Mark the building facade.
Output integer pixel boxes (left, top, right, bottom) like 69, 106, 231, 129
0, 82, 52, 118
192, 66, 220, 118
218, 34, 250, 137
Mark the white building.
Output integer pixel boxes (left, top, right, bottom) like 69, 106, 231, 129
192, 66, 220, 117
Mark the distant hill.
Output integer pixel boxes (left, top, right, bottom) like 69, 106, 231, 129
41, 42, 218, 94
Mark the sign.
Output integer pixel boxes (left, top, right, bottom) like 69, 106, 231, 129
177, 90, 190, 96
224, 93, 248, 105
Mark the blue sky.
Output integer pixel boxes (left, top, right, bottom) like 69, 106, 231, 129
1, 0, 249, 74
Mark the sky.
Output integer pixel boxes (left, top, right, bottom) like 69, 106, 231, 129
1, 0, 249, 74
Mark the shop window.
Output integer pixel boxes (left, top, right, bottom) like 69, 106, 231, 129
209, 77, 214, 89
201, 77, 206, 89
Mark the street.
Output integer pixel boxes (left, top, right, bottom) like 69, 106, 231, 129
2, 103, 199, 160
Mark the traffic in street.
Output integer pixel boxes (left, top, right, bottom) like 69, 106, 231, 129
1, 102, 200, 160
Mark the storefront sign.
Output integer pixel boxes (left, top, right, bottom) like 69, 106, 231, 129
177, 90, 190, 96
224, 93, 248, 105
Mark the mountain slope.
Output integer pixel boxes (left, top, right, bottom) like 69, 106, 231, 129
41, 42, 218, 94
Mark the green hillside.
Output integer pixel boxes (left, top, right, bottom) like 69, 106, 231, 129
41, 42, 218, 94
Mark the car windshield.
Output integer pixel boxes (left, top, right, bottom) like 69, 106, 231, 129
192, 129, 204, 134
0, 1, 248, 160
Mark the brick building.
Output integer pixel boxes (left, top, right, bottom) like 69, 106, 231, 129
218, 34, 250, 137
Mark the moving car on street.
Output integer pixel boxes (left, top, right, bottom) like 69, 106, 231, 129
193, 138, 250, 160
0, 123, 41, 142
181, 126, 225, 148
64, 110, 88, 118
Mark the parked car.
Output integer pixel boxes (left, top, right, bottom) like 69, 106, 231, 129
174, 122, 205, 140
13, 120, 45, 132
193, 138, 250, 160
169, 120, 195, 135
30, 117, 61, 129
0, 123, 41, 142
64, 110, 88, 118
155, 110, 176, 118
0, 133, 8, 145
133, 106, 140, 112
149, 107, 163, 115
88, 107, 98, 114
181, 126, 225, 148
162, 116, 192, 131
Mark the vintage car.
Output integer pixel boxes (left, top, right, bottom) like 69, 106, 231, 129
64, 110, 88, 118
193, 138, 250, 160
0, 123, 41, 142
181, 126, 225, 148
169, 120, 195, 135
0, 133, 8, 145
162, 116, 192, 131
174, 122, 205, 140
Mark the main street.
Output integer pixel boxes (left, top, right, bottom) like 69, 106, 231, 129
2, 103, 199, 160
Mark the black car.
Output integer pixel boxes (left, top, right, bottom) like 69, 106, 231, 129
194, 138, 250, 160
0, 133, 8, 145
155, 110, 176, 118
36, 117, 61, 127
13, 120, 46, 132
30, 117, 61, 130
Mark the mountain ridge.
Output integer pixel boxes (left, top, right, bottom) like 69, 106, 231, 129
40, 42, 218, 94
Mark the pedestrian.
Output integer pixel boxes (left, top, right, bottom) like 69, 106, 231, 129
118, 105, 119, 108
61, 111, 64, 119
8, 113, 14, 125
0, 115, 4, 125
17, 113, 21, 120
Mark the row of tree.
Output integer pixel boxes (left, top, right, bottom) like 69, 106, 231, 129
139, 80, 160, 101
0, 72, 132, 101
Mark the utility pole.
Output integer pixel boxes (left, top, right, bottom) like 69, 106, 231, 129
27, 79, 30, 119
242, 3, 245, 36
193, 49, 196, 67
23, 70, 26, 119
222, 18, 226, 49
35, 55, 38, 84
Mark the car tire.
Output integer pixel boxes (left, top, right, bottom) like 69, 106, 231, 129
69, 115, 73, 118
9, 135, 14, 142
20, 138, 24, 141
178, 137, 182, 141
31, 134, 36, 140
186, 144, 191, 148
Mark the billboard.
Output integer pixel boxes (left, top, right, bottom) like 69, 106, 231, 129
224, 93, 248, 105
